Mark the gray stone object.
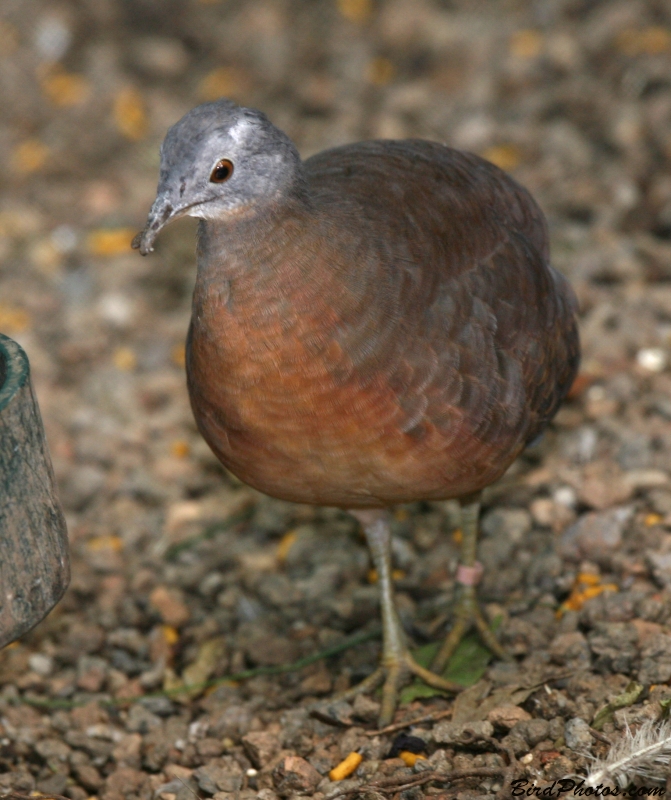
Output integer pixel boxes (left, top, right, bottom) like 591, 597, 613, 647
0, 332, 69, 646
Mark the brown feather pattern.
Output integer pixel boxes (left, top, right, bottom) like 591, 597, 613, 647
186, 139, 579, 508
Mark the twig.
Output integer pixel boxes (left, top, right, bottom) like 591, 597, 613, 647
588, 727, 612, 745
494, 738, 521, 800
173, 776, 205, 800
19, 626, 381, 711
365, 706, 453, 736
325, 766, 507, 798
0, 792, 69, 800
0, 795, 71, 800
460, 733, 522, 800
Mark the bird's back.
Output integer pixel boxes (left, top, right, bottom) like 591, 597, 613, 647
187, 139, 579, 507
304, 140, 578, 451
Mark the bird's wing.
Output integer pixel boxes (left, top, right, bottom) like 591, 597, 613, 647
305, 140, 579, 454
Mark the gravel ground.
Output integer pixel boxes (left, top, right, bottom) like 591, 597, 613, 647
2, 0, 671, 797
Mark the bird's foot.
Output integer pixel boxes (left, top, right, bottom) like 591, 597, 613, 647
341, 507, 462, 728
335, 649, 461, 727
431, 573, 509, 674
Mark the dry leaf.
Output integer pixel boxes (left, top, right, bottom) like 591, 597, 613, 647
482, 143, 522, 172
114, 87, 148, 140
181, 637, 227, 696
368, 57, 394, 86
41, 69, 90, 106
510, 29, 544, 59
615, 27, 671, 56
11, 139, 50, 173
198, 66, 250, 102
337, 0, 373, 25
113, 347, 137, 371
0, 303, 30, 333
87, 228, 136, 256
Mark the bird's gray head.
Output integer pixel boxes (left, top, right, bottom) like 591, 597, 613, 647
133, 99, 303, 255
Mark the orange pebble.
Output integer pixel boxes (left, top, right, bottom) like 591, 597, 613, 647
576, 572, 600, 586
277, 530, 298, 563
329, 751, 363, 781
162, 625, 180, 645
171, 344, 186, 368
399, 751, 426, 767
367, 568, 405, 583
171, 440, 190, 458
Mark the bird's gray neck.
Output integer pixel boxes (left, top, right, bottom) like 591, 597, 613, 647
196, 192, 313, 278
192, 193, 326, 331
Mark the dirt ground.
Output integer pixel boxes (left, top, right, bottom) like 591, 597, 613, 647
2, 0, 671, 797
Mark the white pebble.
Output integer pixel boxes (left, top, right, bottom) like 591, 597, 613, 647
585, 384, 606, 402
34, 15, 72, 61
637, 347, 667, 372
553, 486, 577, 509
246, 768, 258, 777
188, 720, 208, 741
51, 225, 78, 253
520, 753, 534, 764
97, 292, 134, 326
576, 426, 598, 463
28, 653, 53, 676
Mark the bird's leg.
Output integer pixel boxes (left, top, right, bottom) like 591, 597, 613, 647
338, 509, 461, 726
431, 495, 508, 674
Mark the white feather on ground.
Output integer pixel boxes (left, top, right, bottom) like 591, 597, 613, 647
585, 718, 671, 788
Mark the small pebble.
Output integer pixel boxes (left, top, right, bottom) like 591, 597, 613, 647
51, 224, 78, 252
34, 14, 71, 60
28, 653, 53, 676
560, 506, 633, 563
564, 717, 593, 751
481, 508, 532, 543
433, 720, 494, 744
487, 704, 531, 730
636, 347, 667, 372
554, 485, 577, 508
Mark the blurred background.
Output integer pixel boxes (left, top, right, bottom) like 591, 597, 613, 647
2, 0, 671, 796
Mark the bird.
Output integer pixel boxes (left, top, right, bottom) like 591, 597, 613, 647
133, 99, 580, 726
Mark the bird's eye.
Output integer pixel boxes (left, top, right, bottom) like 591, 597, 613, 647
210, 159, 234, 183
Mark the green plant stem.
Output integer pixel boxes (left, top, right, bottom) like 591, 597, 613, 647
18, 625, 381, 710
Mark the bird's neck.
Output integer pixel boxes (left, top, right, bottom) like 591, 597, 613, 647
190, 197, 353, 351
196, 197, 312, 287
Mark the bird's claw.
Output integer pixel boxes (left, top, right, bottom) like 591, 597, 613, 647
334, 651, 461, 727
431, 584, 509, 674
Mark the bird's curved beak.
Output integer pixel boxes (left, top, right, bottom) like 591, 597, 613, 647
131, 191, 189, 256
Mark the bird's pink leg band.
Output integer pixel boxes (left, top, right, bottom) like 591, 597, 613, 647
456, 561, 484, 586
